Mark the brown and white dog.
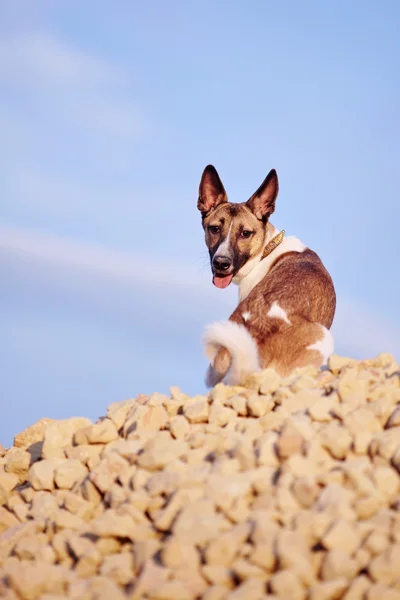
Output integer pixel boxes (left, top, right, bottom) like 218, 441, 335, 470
198, 165, 336, 386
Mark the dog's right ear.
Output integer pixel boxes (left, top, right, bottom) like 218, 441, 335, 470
198, 165, 227, 218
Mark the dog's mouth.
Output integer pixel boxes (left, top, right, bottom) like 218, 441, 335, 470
212, 274, 234, 289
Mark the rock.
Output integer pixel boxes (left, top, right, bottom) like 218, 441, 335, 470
270, 569, 306, 600
183, 396, 209, 423
90, 452, 129, 493
100, 553, 134, 585
54, 460, 88, 489
161, 536, 200, 570
13, 418, 53, 449
321, 519, 360, 555
123, 404, 169, 436
28, 458, 67, 491
42, 418, 92, 459
169, 415, 190, 439
4, 447, 31, 482
0, 471, 19, 494
209, 402, 236, 427
173, 499, 224, 545
0, 353, 400, 598
328, 354, 357, 374
84, 419, 119, 444
137, 432, 188, 471
106, 399, 136, 430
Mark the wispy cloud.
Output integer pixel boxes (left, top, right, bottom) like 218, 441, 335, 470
0, 32, 145, 138
0, 30, 157, 233
0, 32, 121, 85
1, 225, 399, 361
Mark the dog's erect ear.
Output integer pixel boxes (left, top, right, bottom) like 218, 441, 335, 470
198, 165, 228, 217
246, 169, 279, 220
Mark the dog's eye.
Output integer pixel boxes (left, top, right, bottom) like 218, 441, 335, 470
241, 230, 253, 238
209, 225, 220, 234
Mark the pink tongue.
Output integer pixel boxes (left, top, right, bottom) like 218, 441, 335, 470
213, 274, 233, 289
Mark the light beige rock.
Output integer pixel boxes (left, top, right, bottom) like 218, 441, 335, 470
153, 489, 193, 531
202, 566, 235, 588
149, 580, 196, 600
0, 519, 44, 559
106, 398, 136, 429
328, 354, 357, 374
308, 578, 349, 600
321, 519, 360, 554
4, 447, 31, 482
54, 459, 88, 489
255, 432, 279, 466
209, 402, 236, 427
270, 569, 306, 600
0, 471, 19, 494
91, 508, 140, 539
4, 560, 74, 600
129, 559, 170, 599
226, 579, 266, 600
100, 552, 134, 585
42, 417, 92, 459
371, 466, 399, 501
183, 396, 209, 423
277, 428, 305, 459
342, 575, 371, 600
338, 377, 367, 403
227, 394, 248, 416
90, 452, 129, 493
258, 369, 281, 394
169, 415, 190, 438
64, 443, 103, 465
205, 522, 251, 567
162, 536, 200, 570
202, 586, 232, 600
173, 498, 224, 545
320, 549, 358, 581
13, 418, 53, 449
69, 576, 126, 600
247, 393, 274, 417
123, 404, 169, 436
28, 458, 67, 491
137, 432, 188, 471
85, 419, 119, 443
320, 422, 352, 459
15, 538, 56, 568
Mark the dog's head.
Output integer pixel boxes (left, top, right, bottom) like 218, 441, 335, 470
198, 165, 279, 288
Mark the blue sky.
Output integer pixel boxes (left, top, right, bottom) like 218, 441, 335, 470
1, 0, 399, 446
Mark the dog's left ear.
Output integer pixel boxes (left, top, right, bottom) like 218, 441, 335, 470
246, 169, 279, 220
198, 165, 228, 217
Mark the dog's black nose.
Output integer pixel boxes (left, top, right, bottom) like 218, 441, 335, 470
213, 256, 232, 272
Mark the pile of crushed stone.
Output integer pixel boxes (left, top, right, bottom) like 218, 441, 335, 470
1, 353, 400, 600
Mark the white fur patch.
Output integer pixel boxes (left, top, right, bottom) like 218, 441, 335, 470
307, 325, 334, 365
214, 223, 233, 258
267, 301, 291, 324
242, 311, 251, 322
238, 235, 306, 302
203, 321, 260, 386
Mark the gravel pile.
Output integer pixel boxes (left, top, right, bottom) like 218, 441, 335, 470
1, 353, 400, 599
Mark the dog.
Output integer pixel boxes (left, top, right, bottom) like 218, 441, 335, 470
198, 165, 336, 386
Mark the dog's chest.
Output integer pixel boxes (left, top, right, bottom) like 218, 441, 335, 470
238, 259, 272, 302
